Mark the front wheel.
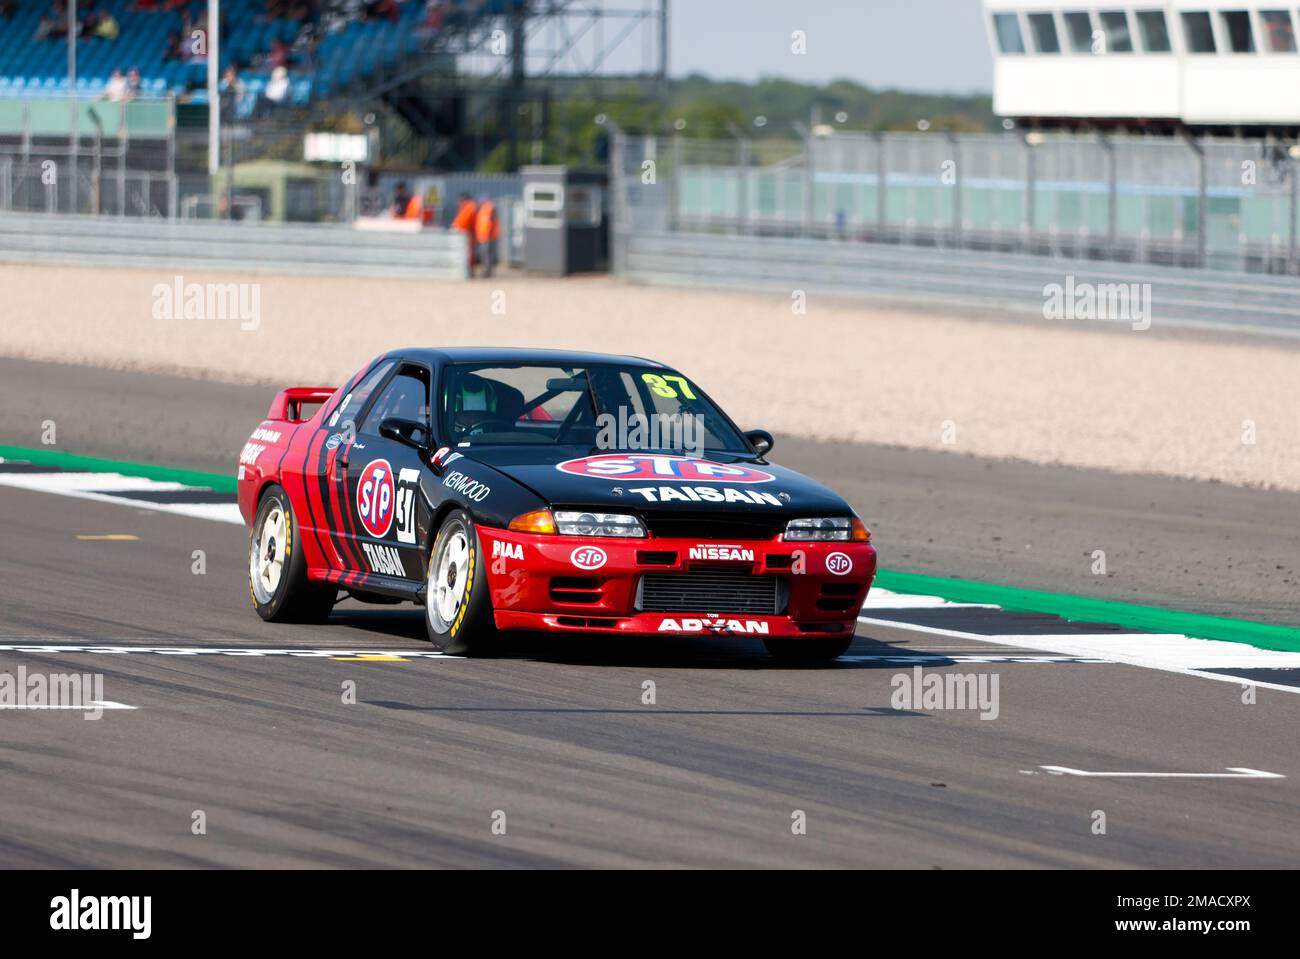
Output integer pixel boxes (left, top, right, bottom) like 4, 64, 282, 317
763, 634, 853, 663
424, 509, 497, 655
249, 485, 336, 623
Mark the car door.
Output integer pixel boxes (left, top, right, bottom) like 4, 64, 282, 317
341, 362, 433, 584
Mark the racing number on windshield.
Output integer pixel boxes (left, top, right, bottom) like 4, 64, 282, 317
641, 373, 697, 400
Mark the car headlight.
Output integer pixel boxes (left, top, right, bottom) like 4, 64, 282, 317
784, 516, 870, 542
553, 510, 647, 538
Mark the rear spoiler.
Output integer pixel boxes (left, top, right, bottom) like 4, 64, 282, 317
268, 387, 337, 423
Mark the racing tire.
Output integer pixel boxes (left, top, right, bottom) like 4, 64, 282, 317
249, 485, 336, 623
424, 508, 497, 655
762, 635, 854, 663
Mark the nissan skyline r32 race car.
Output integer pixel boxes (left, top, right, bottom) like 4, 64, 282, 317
237, 348, 877, 661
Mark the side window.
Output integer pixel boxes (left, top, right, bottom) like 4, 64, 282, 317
359, 366, 430, 438
327, 360, 395, 432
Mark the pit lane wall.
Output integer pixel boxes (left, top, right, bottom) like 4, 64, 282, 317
0, 213, 470, 280
617, 231, 1300, 338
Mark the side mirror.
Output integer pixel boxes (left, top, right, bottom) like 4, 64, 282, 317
744, 428, 774, 457
380, 417, 431, 452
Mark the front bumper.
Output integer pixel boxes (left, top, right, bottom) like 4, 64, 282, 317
478, 527, 876, 637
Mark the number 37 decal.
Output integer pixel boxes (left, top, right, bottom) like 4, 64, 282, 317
641, 372, 696, 400
395, 468, 421, 545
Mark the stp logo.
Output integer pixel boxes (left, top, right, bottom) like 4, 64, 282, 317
826, 552, 853, 576
570, 546, 608, 570
556, 454, 774, 484
356, 459, 396, 538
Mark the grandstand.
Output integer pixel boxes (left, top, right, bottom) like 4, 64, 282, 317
0, 1, 447, 112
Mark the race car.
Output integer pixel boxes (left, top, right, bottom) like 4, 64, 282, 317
237, 348, 876, 660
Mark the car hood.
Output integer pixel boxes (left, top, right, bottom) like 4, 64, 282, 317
457, 446, 851, 517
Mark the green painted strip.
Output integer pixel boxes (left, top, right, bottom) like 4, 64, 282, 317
874, 569, 1300, 654
0, 445, 236, 494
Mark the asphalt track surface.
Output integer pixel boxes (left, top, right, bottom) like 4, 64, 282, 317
2, 358, 1299, 867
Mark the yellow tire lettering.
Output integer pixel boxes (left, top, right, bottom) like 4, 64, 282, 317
451, 536, 475, 634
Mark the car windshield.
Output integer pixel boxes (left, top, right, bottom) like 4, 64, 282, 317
440, 362, 751, 453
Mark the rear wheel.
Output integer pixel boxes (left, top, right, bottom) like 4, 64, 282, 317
424, 509, 497, 655
249, 485, 336, 623
763, 635, 853, 663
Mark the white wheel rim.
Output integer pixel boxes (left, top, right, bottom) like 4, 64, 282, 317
250, 505, 287, 604
429, 527, 470, 632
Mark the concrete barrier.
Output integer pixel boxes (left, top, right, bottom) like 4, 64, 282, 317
0, 212, 470, 280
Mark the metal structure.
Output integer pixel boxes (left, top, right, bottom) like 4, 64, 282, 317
611, 131, 1300, 275
0, 96, 178, 217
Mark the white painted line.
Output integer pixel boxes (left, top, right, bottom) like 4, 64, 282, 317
1041, 765, 1285, 779
0, 644, 459, 659
841, 654, 1110, 664
0, 471, 243, 525
862, 588, 998, 610
0, 700, 136, 711
857, 614, 1300, 695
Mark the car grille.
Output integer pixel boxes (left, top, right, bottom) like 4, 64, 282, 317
637, 565, 784, 615
642, 512, 784, 541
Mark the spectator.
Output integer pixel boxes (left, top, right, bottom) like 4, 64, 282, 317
163, 30, 183, 61
34, 1, 68, 41
220, 65, 246, 105
265, 66, 290, 105
366, 0, 398, 23
126, 68, 142, 99
474, 195, 501, 278
93, 10, 120, 40
268, 39, 289, 71
101, 69, 129, 102
392, 182, 412, 219
450, 192, 477, 271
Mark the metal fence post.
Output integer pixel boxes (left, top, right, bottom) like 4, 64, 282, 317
1187, 135, 1207, 268
874, 131, 886, 240
669, 132, 681, 234
804, 134, 814, 238
737, 135, 750, 236
947, 131, 962, 249
1101, 132, 1117, 260
1290, 147, 1298, 275
610, 128, 628, 274
1023, 134, 1037, 254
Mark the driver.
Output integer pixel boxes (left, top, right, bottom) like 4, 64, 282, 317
452, 373, 502, 434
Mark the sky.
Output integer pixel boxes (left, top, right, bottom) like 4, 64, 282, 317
667, 0, 993, 94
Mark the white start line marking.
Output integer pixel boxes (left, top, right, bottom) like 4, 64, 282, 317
0, 644, 460, 659
1040, 765, 1285, 779
0, 700, 136, 711
857, 615, 1300, 695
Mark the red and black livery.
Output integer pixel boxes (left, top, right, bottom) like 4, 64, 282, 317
238, 348, 876, 660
